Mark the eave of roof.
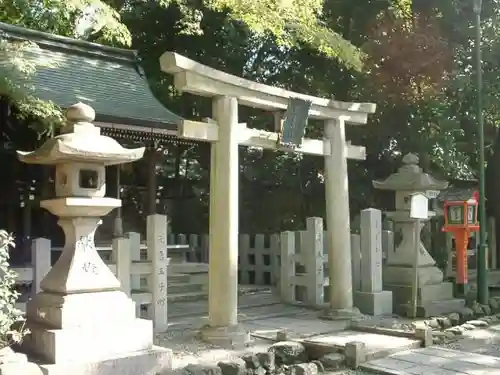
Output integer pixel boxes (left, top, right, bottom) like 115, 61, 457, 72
0, 22, 183, 128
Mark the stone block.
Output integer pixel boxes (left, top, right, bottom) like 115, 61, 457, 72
318, 353, 345, 370
436, 316, 452, 329
415, 327, 432, 347
354, 290, 393, 316
383, 265, 444, 287
184, 364, 222, 375
36, 346, 172, 375
489, 298, 500, 313
344, 341, 365, 369
198, 325, 252, 349
447, 312, 460, 326
241, 355, 260, 369
276, 330, 288, 341
289, 363, 319, 375
26, 318, 153, 364
397, 298, 465, 318
458, 307, 475, 323
217, 358, 246, 375
255, 352, 275, 371
268, 341, 307, 365
384, 282, 454, 305
0, 361, 43, 375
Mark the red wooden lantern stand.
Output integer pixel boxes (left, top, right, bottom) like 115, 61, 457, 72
442, 191, 480, 296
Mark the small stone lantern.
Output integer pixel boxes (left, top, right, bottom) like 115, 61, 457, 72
16, 103, 169, 368
373, 154, 462, 316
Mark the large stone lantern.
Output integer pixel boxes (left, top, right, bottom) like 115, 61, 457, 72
373, 153, 464, 316
17, 103, 171, 372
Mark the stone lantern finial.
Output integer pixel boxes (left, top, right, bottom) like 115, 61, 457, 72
402, 153, 419, 165
62, 102, 97, 135
66, 102, 95, 123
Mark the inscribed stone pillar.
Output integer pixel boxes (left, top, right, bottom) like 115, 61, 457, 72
305, 217, 324, 307
323, 119, 356, 316
208, 96, 239, 327
147, 214, 168, 332
354, 208, 393, 315
360, 209, 383, 293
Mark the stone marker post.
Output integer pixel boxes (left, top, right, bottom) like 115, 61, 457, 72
147, 214, 169, 332
112, 236, 131, 296
305, 217, 324, 307
354, 208, 393, 315
280, 231, 295, 303
350, 233, 362, 293
128, 231, 142, 317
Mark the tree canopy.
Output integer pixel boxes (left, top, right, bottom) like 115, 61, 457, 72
1, 0, 500, 240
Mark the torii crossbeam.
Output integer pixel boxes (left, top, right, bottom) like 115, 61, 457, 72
160, 52, 377, 344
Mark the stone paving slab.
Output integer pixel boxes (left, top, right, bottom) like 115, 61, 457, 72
303, 331, 420, 355
361, 346, 500, 375
250, 316, 349, 340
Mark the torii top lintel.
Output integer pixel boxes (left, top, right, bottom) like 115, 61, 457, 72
159, 52, 376, 124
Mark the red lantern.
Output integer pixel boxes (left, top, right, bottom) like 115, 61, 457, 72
442, 192, 480, 286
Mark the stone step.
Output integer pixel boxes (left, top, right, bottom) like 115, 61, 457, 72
169, 262, 208, 275
167, 291, 208, 302
168, 273, 190, 284
396, 298, 465, 318
168, 282, 203, 295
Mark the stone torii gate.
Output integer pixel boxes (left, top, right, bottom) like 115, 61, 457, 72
160, 52, 376, 344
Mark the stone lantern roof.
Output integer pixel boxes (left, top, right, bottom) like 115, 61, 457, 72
372, 153, 448, 191
17, 103, 145, 166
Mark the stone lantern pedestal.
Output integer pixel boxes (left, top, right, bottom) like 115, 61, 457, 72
373, 154, 465, 317
17, 103, 172, 374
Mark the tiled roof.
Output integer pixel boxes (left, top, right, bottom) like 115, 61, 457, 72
0, 22, 182, 129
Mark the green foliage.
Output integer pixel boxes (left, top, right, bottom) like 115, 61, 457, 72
0, 231, 29, 348
0, 39, 65, 136
0, 0, 131, 46
204, 0, 364, 70
3, 0, 500, 237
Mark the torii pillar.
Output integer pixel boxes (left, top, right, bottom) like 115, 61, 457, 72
160, 52, 376, 344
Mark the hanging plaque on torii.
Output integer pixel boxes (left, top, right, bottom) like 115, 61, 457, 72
277, 98, 312, 149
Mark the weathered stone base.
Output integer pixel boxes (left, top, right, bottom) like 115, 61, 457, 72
383, 264, 444, 286
25, 318, 153, 364
384, 281, 464, 317
384, 282, 454, 305
354, 291, 393, 316
396, 299, 465, 318
34, 346, 172, 375
198, 324, 252, 349
320, 307, 361, 321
